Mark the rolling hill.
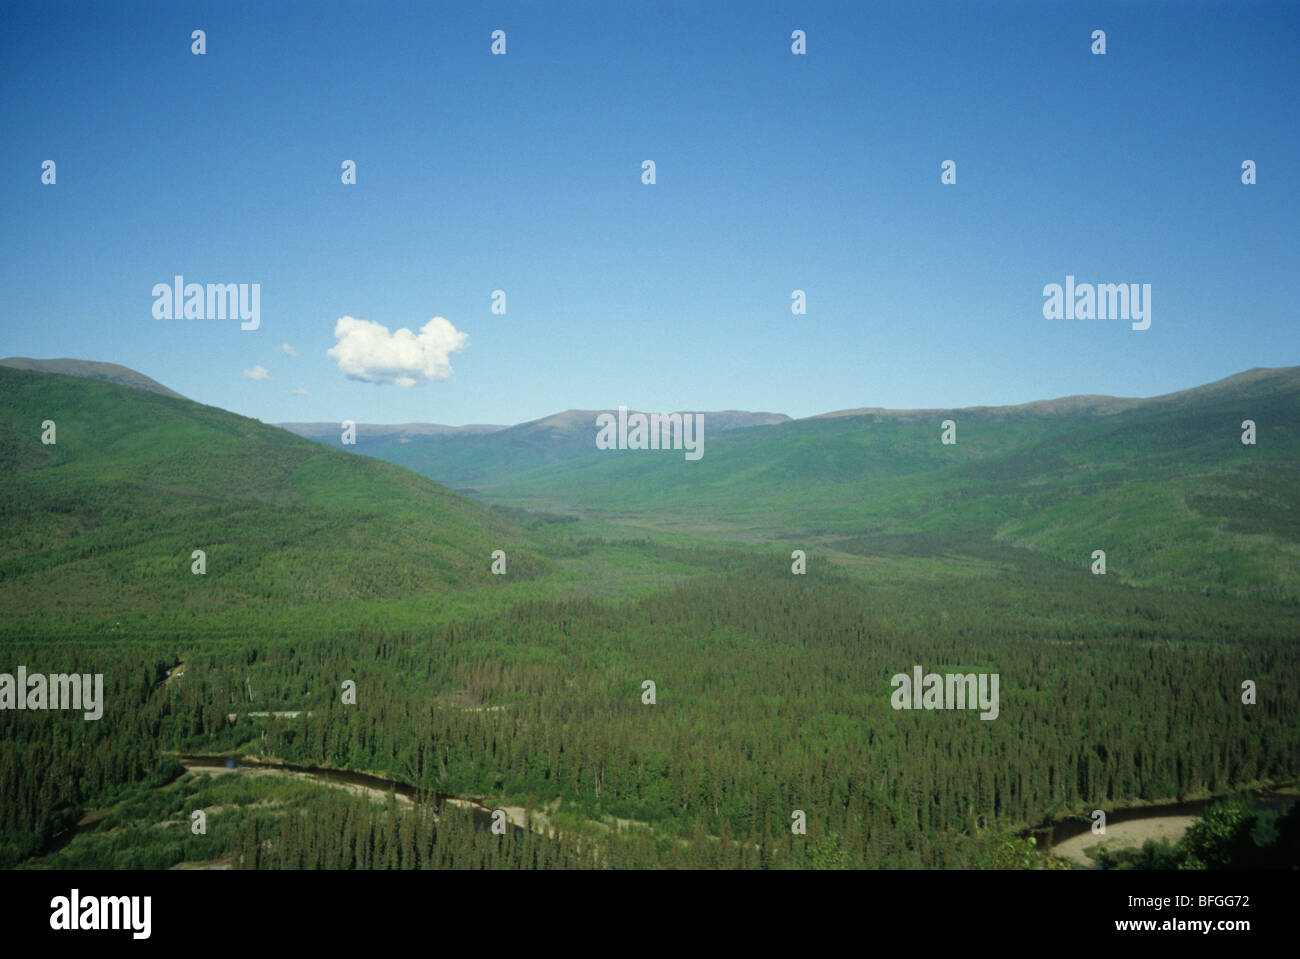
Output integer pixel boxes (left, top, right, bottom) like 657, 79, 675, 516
337, 367, 1300, 601
0, 357, 188, 400
0, 366, 547, 638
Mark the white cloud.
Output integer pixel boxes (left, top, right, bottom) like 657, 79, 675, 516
243, 365, 270, 381
292, 388, 309, 396
280, 343, 298, 358
327, 315, 468, 387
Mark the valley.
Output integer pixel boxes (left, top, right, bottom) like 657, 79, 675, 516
2, 362, 1298, 870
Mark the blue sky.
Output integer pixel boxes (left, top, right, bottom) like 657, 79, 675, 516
3, 0, 1297, 426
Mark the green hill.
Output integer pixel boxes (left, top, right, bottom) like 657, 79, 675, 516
0, 366, 546, 638
0, 357, 188, 400
418, 367, 1300, 600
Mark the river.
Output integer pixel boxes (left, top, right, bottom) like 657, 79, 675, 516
48, 758, 1296, 866
174, 754, 505, 831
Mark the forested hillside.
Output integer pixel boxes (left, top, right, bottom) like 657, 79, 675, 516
0, 367, 547, 638
450, 367, 1300, 601
5, 555, 1297, 869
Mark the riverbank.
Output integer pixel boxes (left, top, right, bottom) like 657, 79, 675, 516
1051, 815, 1199, 866
174, 754, 554, 835
1039, 783, 1299, 866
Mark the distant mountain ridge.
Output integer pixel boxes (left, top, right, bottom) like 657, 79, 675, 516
811, 367, 1297, 420
281, 422, 508, 442
278, 409, 789, 441
12, 355, 1288, 432
280, 408, 794, 486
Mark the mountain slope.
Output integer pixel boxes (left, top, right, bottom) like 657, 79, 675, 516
0, 357, 187, 400
0, 367, 546, 635
467, 367, 1300, 600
